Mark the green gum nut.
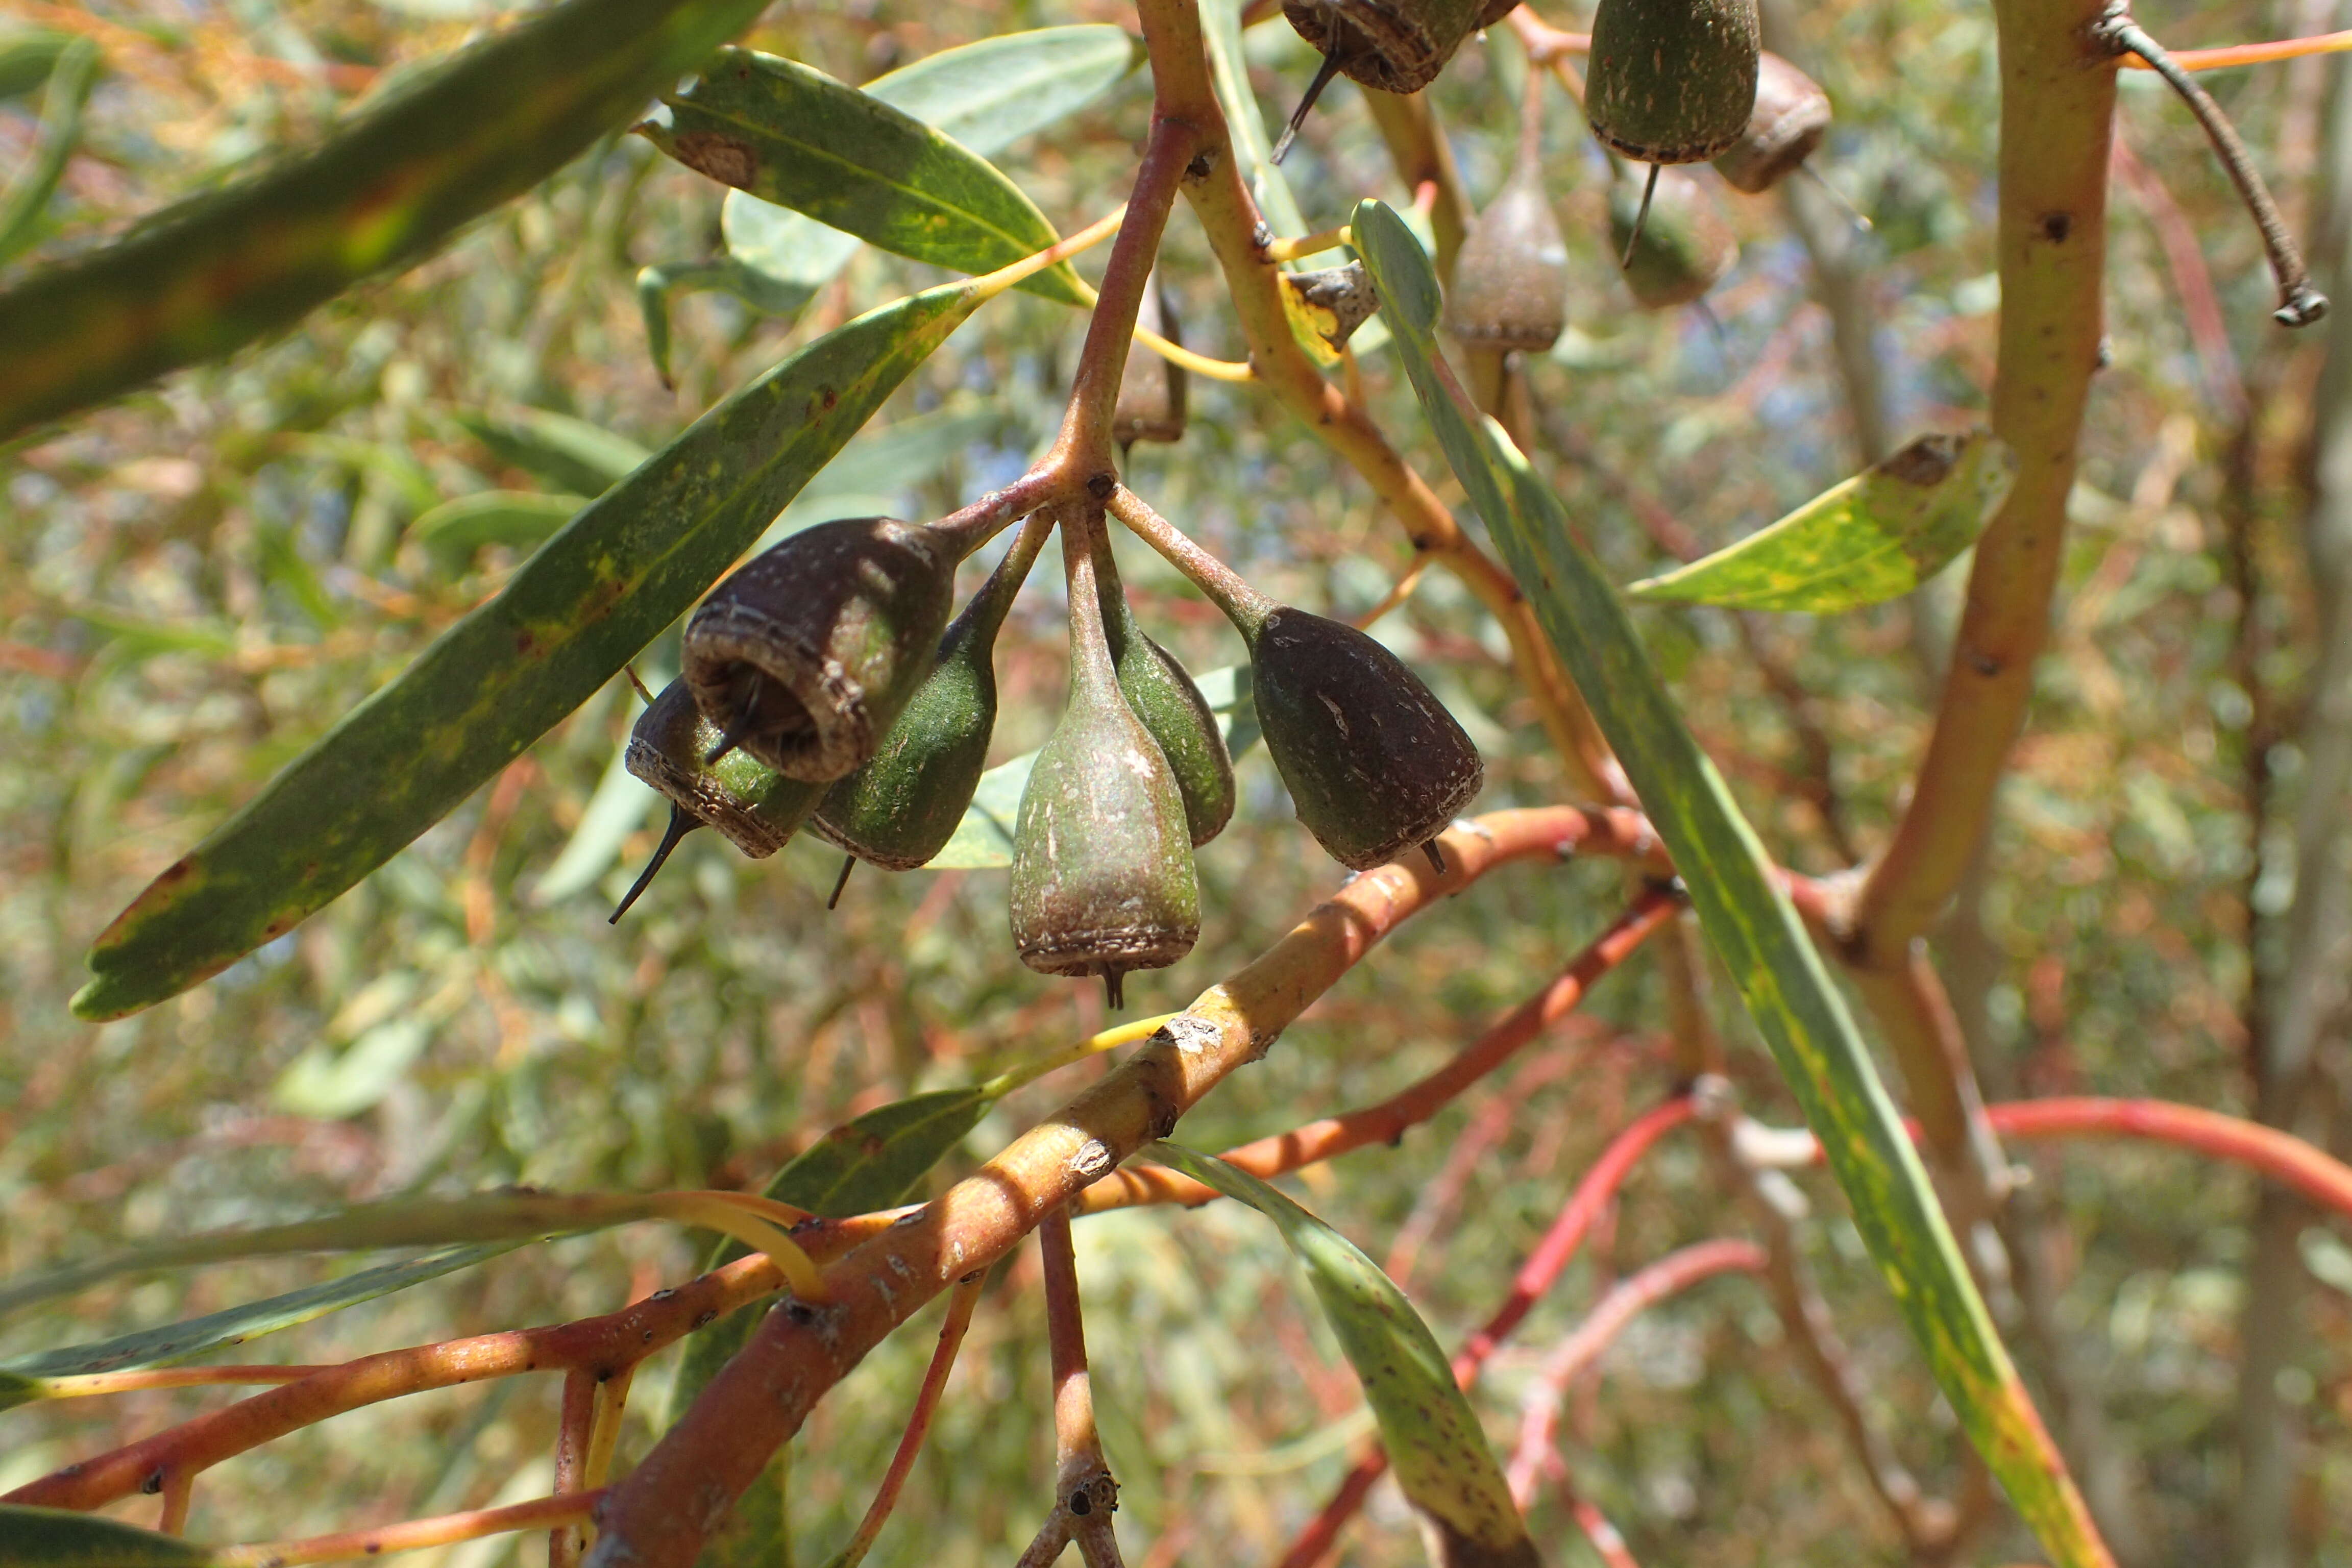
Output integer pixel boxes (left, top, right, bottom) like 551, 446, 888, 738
1586, 0, 1760, 165
1280, 0, 1485, 94
1445, 146, 1570, 354
812, 524, 1042, 870
1711, 52, 1830, 194
1241, 606, 1484, 873
612, 678, 826, 923
626, 678, 824, 857
1608, 166, 1738, 309
1093, 532, 1235, 847
682, 517, 958, 782
1010, 521, 1200, 1008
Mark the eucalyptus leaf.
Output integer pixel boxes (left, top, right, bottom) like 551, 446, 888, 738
645, 23, 1141, 360
1629, 431, 2018, 611
74, 276, 993, 1020
455, 408, 653, 496
406, 491, 587, 569
643, 49, 1086, 306
1353, 195, 2105, 1568
0, 36, 101, 266
1148, 1143, 1538, 1568
2, 1242, 517, 1381
0, 0, 775, 442
0, 1192, 770, 1318
0, 1506, 219, 1568
0, 31, 78, 101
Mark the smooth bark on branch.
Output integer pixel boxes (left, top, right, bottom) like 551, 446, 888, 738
582, 807, 1659, 1568
1852, 0, 2117, 964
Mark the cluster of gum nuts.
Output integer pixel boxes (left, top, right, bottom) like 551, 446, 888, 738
1282, 0, 1837, 327
613, 476, 1483, 1009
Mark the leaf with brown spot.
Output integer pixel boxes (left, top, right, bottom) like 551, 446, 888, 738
0, 1506, 219, 1567
1627, 430, 2018, 612
1148, 1142, 1537, 1567
641, 48, 1087, 307
72, 279, 988, 1020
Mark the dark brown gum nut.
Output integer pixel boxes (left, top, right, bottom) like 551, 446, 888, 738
1608, 166, 1738, 310
1281, 0, 1484, 94
1444, 151, 1570, 353
1585, 0, 1761, 164
811, 526, 1039, 870
625, 679, 824, 857
1112, 272, 1188, 448
681, 517, 958, 781
1009, 523, 1200, 996
1093, 532, 1235, 847
1711, 52, 1830, 194
1245, 609, 1484, 872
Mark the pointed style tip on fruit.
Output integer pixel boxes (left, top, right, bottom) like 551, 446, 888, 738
1422, 840, 1447, 873
1608, 166, 1738, 311
1246, 607, 1484, 872
826, 854, 855, 911
1281, 0, 1487, 97
1446, 138, 1571, 354
683, 517, 958, 782
1712, 51, 1831, 194
1586, 0, 1760, 165
625, 678, 825, 862
609, 805, 702, 924
1011, 516, 1202, 998
1113, 272, 1189, 447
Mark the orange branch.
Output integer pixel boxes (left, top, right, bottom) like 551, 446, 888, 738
1080, 890, 1680, 1214
213, 1492, 603, 1568
1276, 1096, 1700, 1568
586, 807, 1663, 1568
1505, 1239, 1770, 1505
2119, 29, 2352, 69
1988, 1097, 2352, 1216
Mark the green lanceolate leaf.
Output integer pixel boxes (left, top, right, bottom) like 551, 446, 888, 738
0, 0, 773, 443
405, 491, 587, 570
1148, 1143, 1537, 1568
758, 1088, 994, 1221
455, 407, 653, 497
72, 277, 990, 1020
1628, 431, 2018, 611
2, 1243, 517, 1384
0, 35, 101, 267
0, 1506, 219, 1568
0, 1191, 776, 1318
1353, 197, 2106, 1568
0, 31, 80, 102
0, 1370, 43, 1414
644, 24, 1140, 365
643, 48, 1086, 307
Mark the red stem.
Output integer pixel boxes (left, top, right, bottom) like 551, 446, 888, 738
1505, 1239, 1770, 1505
1987, 1097, 2352, 1214
1275, 1096, 1700, 1568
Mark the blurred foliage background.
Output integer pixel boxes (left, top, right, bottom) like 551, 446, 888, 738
3, 0, 2350, 1564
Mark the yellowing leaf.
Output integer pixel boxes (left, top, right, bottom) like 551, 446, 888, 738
1149, 1143, 1538, 1568
1629, 431, 2018, 612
